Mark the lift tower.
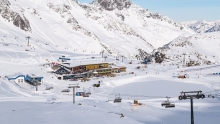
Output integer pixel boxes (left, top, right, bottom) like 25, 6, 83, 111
68, 84, 80, 104
26, 36, 31, 46
178, 91, 205, 124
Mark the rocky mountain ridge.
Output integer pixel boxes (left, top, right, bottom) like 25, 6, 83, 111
146, 32, 220, 67
181, 20, 220, 33
0, 0, 199, 60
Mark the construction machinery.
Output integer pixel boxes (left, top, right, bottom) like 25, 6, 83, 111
131, 99, 145, 106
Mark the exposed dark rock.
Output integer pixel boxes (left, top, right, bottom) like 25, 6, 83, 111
0, 0, 31, 31
155, 52, 166, 63
97, 0, 131, 11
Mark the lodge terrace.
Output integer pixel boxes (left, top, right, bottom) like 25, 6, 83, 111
53, 61, 127, 80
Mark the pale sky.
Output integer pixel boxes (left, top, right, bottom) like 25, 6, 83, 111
77, 0, 220, 22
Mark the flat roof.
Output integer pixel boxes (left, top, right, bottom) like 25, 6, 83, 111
111, 66, 127, 69
27, 74, 43, 78
60, 61, 114, 68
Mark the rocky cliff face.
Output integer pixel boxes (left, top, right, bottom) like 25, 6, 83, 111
96, 0, 131, 11
181, 20, 220, 33
0, 0, 31, 32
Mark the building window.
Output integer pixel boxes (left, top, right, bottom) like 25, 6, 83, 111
18, 79, 20, 83
21, 79, 23, 83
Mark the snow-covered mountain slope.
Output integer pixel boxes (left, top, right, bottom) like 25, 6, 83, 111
147, 32, 220, 66
90, 0, 194, 48
181, 20, 220, 33
206, 23, 220, 33
0, 0, 193, 59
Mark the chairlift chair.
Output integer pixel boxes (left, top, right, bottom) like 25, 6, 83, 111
83, 91, 91, 97
86, 91, 92, 95
207, 94, 215, 99
161, 97, 172, 107
83, 93, 90, 97
61, 88, 70, 93
114, 94, 122, 103
76, 92, 85, 96
161, 101, 171, 107
165, 103, 175, 108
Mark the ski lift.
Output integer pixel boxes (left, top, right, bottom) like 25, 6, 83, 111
178, 91, 205, 100
165, 103, 175, 108
114, 94, 122, 103
61, 88, 70, 93
76, 92, 85, 96
207, 93, 215, 99
161, 97, 171, 106
83, 93, 90, 97
161, 97, 175, 108
83, 89, 91, 97
86, 90, 92, 95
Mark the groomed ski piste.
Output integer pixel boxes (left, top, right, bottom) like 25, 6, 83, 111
0, 42, 220, 124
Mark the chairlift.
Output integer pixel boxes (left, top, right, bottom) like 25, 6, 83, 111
161, 97, 171, 106
114, 94, 122, 103
83, 90, 91, 97
161, 97, 175, 108
86, 91, 92, 95
165, 103, 175, 108
61, 88, 70, 93
76, 92, 85, 96
207, 93, 215, 99
83, 93, 90, 97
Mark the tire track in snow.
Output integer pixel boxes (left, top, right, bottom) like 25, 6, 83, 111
17, 54, 35, 65
0, 82, 20, 97
13, 51, 18, 63
0, 50, 14, 63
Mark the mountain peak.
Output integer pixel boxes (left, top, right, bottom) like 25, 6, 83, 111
197, 19, 207, 24
94, 0, 131, 11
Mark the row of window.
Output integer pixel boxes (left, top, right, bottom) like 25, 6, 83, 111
18, 79, 24, 83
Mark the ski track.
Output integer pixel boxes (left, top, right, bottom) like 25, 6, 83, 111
0, 50, 14, 63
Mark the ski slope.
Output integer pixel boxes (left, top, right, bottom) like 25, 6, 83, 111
0, 47, 220, 124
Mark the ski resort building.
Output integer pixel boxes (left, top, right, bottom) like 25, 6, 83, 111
6, 74, 25, 83
52, 61, 127, 80
58, 56, 71, 62
54, 67, 71, 75
58, 62, 113, 74
25, 74, 44, 86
